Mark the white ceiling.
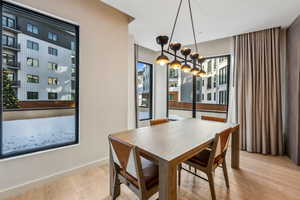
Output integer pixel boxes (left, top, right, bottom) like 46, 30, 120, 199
102, 0, 300, 50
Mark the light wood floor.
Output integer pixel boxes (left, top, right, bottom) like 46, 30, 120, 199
9, 151, 300, 200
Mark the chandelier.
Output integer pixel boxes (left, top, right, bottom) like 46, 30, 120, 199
155, 0, 206, 77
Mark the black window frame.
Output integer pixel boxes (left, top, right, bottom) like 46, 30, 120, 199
27, 91, 39, 100
135, 61, 153, 122
166, 54, 231, 120
48, 47, 58, 56
27, 40, 39, 51
0, 1, 80, 159
48, 92, 58, 100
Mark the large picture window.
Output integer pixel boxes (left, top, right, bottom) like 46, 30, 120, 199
0, 2, 79, 159
167, 55, 230, 120
136, 61, 153, 123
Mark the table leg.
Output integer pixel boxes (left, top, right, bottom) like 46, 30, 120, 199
159, 160, 177, 200
231, 125, 240, 169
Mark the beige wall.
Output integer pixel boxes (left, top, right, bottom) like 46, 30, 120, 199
0, 0, 130, 198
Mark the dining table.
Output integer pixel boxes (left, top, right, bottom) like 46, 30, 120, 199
109, 118, 240, 200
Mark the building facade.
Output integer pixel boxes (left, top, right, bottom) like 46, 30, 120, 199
2, 9, 75, 104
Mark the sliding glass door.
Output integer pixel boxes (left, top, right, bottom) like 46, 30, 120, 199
136, 61, 153, 126
0, 2, 79, 158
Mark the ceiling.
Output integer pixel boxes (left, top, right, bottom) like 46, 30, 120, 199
102, 0, 300, 50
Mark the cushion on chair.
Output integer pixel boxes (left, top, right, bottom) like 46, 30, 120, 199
120, 157, 158, 189
188, 149, 211, 167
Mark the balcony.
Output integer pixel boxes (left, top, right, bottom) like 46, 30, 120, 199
2, 43, 21, 52
11, 80, 21, 88
4, 61, 21, 70
2, 25, 21, 34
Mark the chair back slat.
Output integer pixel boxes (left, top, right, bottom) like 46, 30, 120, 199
201, 116, 226, 122
209, 128, 232, 166
109, 136, 138, 178
150, 118, 169, 126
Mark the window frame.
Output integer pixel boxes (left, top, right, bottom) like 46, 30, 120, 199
135, 61, 153, 122
0, 1, 80, 159
166, 54, 231, 119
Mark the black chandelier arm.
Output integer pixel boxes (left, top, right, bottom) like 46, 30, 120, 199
188, 0, 198, 52
168, 0, 183, 50
163, 50, 202, 68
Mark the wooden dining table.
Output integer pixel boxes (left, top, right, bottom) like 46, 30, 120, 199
109, 119, 240, 200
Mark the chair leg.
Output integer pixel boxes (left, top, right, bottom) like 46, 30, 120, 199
178, 163, 182, 186
207, 172, 216, 200
111, 174, 121, 200
222, 160, 230, 189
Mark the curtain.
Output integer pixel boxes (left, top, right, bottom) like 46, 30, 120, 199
234, 27, 283, 155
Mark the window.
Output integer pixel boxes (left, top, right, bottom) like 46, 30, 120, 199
207, 60, 212, 73
219, 67, 228, 85
136, 61, 153, 124
48, 32, 58, 41
27, 40, 39, 51
2, 15, 16, 28
213, 75, 217, 88
2, 34, 17, 48
27, 92, 39, 100
207, 93, 212, 101
27, 57, 39, 67
2, 53, 16, 65
27, 23, 39, 34
207, 77, 212, 89
169, 69, 178, 78
48, 62, 58, 71
48, 92, 58, 100
1, 2, 79, 159
48, 77, 58, 85
48, 47, 58, 56
214, 92, 216, 101
27, 74, 39, 83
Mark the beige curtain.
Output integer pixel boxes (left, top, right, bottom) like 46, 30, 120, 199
234, 27, 283, 155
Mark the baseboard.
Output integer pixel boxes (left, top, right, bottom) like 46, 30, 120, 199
0, 157, 108, 200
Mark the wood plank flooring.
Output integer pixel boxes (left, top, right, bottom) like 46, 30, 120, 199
9, 151, 300, 200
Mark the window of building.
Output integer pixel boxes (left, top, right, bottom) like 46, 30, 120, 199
2, 34, 17, 48
207, 77, 212, 89
27, 57, 39, 67
207, 93, 212, 101
136, 61, 153, 123
2, 15, 16, 28
48, 92, 58, 100
202, 94, 205, 100
1, 2, 79, 159
48, 62, 58, 71
48, 32, 58, 41
214, 92, 216, 101
219, 67, 228, 85
27, 91, 39, 100
207, 60, 212, 73
169, 68, 178, 78
27, 40, 39, 51
48, 47, 58, 56
48, 77, 58, 85
27, 74, 39, 83
27, 23, 39, 34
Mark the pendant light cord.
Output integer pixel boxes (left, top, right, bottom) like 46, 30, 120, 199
188, 0, 198, 52
168, 0, 183, 50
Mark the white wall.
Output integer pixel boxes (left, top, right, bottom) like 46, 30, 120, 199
0, 0, 131, 198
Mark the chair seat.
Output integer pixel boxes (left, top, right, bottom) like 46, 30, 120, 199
188, 149, 211, 167
120, 157, 158, 189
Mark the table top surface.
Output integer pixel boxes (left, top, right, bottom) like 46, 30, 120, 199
110, 119, 238, 162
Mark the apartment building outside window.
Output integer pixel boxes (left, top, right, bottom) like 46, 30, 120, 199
48, 92, 58, 100
48, 62, 58, 71
27, 57, 39, 67
48, 47, 58, 56
219, 67, 227, 85
27, 23, 39, 34
2, 15, 15, 28
207, 60, 212, 73
27, 74, 39, 83
2, 53, 16, 65
48, 32, 58, 41
27, 40, 39, 50
27, 92, 39, 100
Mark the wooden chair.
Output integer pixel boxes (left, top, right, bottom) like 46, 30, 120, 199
150, 118, 169, 126
109, 136, 159, 200
201, 115, 226, 122
178, 128, 233, 200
